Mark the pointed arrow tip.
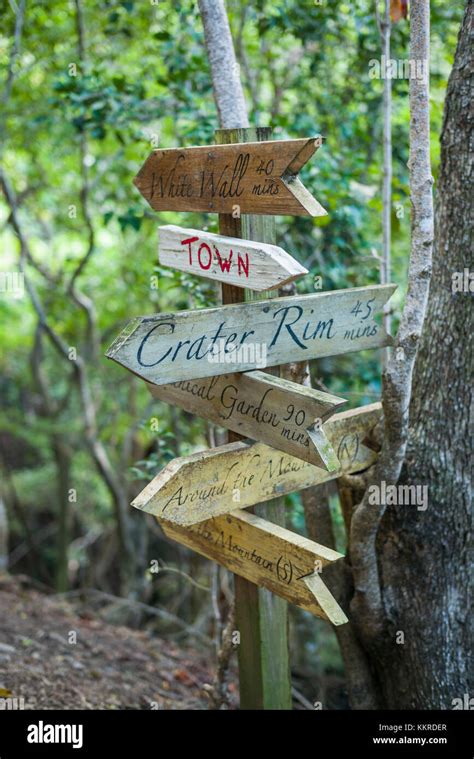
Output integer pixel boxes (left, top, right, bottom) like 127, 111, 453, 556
306, 426, 341, 472
304, 572, 348, 626
282, 175, 327, 217
105, 318, 142, 361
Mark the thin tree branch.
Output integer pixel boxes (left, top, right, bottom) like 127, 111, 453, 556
198, 0, 249, 128
204, 598, 236, 708
0, 166, 135, 594
67, 0, 99, 357
350, 0, 434, 640
1, 0, 26, 108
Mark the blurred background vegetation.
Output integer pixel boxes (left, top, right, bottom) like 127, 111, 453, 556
0, 0, 462, 705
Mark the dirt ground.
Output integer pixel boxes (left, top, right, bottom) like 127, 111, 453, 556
0, 574, 238, 710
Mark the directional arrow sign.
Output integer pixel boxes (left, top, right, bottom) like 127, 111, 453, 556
158, 225, 308, 291
133, 137, 326, 216
106, 285, 396, 387
147, 371, 346, 471
132, 403, 381, 526
159, 510, 348, 624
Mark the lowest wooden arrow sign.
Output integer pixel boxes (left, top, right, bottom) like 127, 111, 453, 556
106, 285, 396, 387
147, 371, 346, 471
133, 403, 381, 526
133, 137, 326, 216
158, 225, 308, 291
159, 510, 348, 624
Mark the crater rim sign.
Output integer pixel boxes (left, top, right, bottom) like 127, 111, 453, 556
106, 284, 396, 387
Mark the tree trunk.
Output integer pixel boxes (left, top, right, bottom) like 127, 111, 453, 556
197, 0, 249, 128
364, 0, 473, 708
342, 0, 434, 709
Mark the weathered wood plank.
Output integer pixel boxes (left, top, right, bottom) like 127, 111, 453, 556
147, 370, 345, 470
106, 285, 396, 386
158, 509, 348, 625
158, 225, 308, 291
132, 403, 381, 525
215, 127, 291, 711
133, 138, 326, 216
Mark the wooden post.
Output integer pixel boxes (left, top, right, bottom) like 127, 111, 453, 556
216, 126, 292, 710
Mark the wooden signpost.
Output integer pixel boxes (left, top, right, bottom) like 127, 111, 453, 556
133, 137, 327, 216
158, 510, 348, 625
106, 284, 395, 386
132, 404, 381, 525
216, 126, 292, 710
147, 370, 346, 470
107, 126, 396, 710
158, 225, 308, 291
